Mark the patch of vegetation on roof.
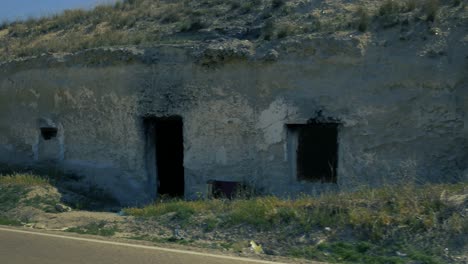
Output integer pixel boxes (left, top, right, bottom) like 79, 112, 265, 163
0, 0, 466, 61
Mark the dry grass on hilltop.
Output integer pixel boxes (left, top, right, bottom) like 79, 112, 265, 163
0, 0, 466, 61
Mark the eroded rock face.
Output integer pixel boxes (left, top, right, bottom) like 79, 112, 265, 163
195, 39, 255, 66
0, 33, 466, 205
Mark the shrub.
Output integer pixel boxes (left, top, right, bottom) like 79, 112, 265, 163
453, 0, 461, 6
0, 185, 25, 212
160, 9, 182, 24
262, 19, 275, 40
356, 6, 370, 32
56, 9, 88, 27
404, 0, 417, 11
424, 0, 440, 22
9, 23, 29, 38
230, 1, 241, 10
179, 18, 206, 32
272, 0, 285, 9
0, 217, 22, 226
276, 23, 295, 39
379, 0, 401, 16
239, 2, 254, 14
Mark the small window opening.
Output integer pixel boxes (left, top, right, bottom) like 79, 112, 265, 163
40, 127, 58, 140
288, 122, 339, 183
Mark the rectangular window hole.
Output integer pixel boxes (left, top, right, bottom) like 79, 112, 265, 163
40, 127, 58, 140
288, 122, 339, 183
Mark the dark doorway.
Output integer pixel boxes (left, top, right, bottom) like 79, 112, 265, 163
288, 123, 339, 183
153, 116, 184, 197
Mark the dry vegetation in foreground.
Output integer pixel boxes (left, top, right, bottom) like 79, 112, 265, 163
124, 183, 467, 263
0, 173, 60, 225
0, 170, 467, 263
0, 0, 466, 61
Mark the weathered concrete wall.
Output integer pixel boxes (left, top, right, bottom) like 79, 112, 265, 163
0, 33, 467, 205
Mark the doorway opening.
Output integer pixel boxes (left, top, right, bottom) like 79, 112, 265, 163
146, 116, 184, 197
288, 122, 339, 183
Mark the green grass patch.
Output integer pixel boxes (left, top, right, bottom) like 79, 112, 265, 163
203, 217, 219, 232
0, 185, 26, 212
289, 241, 444, 264
0, 216, 22, 226
126, 200, 196, 220
23, 195, 60, 213
0, 173, 60, 213
66, 221, 118, 237
0, 173, 49, 186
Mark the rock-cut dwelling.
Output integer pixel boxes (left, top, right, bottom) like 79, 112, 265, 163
0, 37, 467, 205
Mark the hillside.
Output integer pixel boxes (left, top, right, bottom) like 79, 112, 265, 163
0, 0, 467, 62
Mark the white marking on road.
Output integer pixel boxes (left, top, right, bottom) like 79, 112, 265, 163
0, 227, 285, 264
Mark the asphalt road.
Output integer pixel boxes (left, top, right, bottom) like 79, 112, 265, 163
0, 227, 285, 264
